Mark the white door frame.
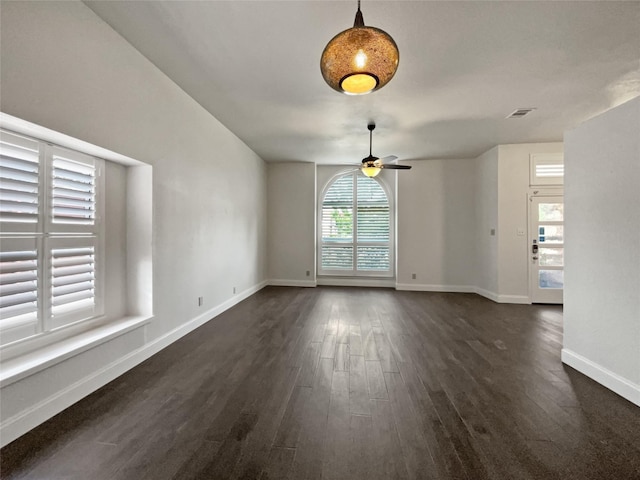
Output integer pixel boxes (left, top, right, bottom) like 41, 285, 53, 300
528, 189, 564, 304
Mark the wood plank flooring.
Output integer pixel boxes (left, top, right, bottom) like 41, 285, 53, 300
2, 286, 639, 479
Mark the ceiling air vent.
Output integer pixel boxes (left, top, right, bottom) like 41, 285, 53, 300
506, 108, 536, 119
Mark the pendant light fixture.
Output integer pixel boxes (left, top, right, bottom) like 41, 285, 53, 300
320, 0, 399, 95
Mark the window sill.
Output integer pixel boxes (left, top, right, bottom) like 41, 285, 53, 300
0, 315, 152, 388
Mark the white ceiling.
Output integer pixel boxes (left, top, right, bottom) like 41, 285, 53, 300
85, 0, 640, 165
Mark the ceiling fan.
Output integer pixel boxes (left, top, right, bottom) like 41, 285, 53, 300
358, 123, 411, 177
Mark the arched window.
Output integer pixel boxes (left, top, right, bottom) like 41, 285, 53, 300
319, 172, 392, 276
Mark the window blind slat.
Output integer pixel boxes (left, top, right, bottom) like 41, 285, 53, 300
0, 178, 39, 194
52, 178, 94, 193
51, 271, 94, 287
52, 187, 94, 202
52, 263, 94, 278
0, 302, 38, 319
52, 206, 95, 219
52, 197, 94, 210
0, 290, 38, 308
53, 167, 94, 184
1, 167, 39, 185
52, 289, 94, 307
0, 144, 39, 163
0, 155, 38, 172
0, 258, 38, 274
52, 254, 94, 268
0, 270, 38, 285
0, 279, 39, 297
53, 280, 94, 298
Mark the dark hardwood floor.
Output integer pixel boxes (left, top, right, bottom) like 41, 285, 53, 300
2, 286, 639, 479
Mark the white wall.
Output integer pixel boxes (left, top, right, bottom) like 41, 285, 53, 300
474, 147, 499, 297
0, 0, 267, 445
397, 159, 476, 291
563, 96, 640, 406
103, 161, 128, 321
267, 162, 316, 286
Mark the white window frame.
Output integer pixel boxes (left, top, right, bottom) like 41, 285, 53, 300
317, 170, 395, 278
1, 129, 105, 348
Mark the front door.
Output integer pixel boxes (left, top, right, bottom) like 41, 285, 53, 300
529, 194, 564, 304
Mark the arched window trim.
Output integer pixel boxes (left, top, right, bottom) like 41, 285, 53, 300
317, 169, 395, 278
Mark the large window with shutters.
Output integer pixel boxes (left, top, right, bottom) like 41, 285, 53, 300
0, 129, 104, 346
319, 172, 393, 276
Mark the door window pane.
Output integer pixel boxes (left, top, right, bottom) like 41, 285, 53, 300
539, 270, 564, 289
539, 247, 563, 267
538, 225, 563, 243
538, 203, 563, 221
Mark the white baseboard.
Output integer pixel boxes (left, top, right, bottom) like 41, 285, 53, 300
473, 288, 531, 304
561, 349, 640, 407
0, 280, 268, 447
395, 283, 475, 293
474, 287, 500, 302
268, 279, 317, 287
496, 294, 531, 304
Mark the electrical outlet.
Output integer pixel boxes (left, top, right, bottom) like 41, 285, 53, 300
198, 296, 203, 306
306, 270, 310, 277
233, 287, 236, 294
412, 273, 417, 280
490, 228, 496, 236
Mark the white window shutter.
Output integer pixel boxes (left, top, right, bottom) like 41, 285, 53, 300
48, 146, 101, 233
1, 129, 106, 346
319, 172, 392, 276
321, 175, 354, 270
0, 130, 41, 231
0, 237, 40, 344
530, 153, 564, 186
48, 236, 101, 329
356, 176, 390, 271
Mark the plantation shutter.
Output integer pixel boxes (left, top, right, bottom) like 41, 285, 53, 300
356, 176, 390, 271
530, 153, 564, 186
0, 129, 105, 346
49, 237, 98, 329
319, 172, 392, 276
49, 147, 99, 233
0, 131, 41, 231
321, 175, 354, 270
0, 237, 40, 343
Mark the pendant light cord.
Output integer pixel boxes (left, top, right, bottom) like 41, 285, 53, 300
369, 128, 373, 157
354, 0, 365, 27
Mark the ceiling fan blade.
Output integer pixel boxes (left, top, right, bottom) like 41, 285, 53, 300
382, 164, 412, 170
379, 155, 398, 163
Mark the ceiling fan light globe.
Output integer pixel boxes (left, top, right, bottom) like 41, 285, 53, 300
341, 73, 378, 95
362, 166, 382, 177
